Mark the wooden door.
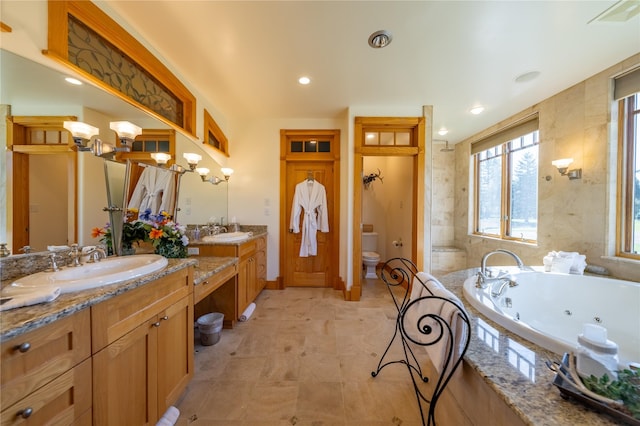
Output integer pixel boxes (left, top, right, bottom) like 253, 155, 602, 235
280, 129, 340, 289
284, 161, 335, 287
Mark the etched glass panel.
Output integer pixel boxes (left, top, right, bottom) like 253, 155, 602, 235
67, 16, 183, 126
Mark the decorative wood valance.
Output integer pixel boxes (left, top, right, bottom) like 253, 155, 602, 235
44, 0, 196, 138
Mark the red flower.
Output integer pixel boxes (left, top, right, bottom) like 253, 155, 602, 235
92, 227, 106, 238
149, 228, 164, 240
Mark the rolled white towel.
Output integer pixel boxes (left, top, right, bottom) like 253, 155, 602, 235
155, 406, 180, 426
0, 286, 61, 311
239, 302, 256, 321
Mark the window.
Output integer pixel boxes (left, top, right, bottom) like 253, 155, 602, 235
617, 91, 640, 259
472, 117, 539, 242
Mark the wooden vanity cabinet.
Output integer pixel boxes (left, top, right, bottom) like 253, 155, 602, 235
91, 267, 194, 426
194, 235, 267, 316
0, 309, 92, 425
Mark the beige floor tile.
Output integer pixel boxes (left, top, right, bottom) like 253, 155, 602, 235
176, 280, 436, 425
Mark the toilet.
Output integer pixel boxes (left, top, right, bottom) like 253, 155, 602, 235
362, 231, 381, 279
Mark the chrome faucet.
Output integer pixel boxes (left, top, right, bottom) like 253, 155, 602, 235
476, 249, 530, 291
85, 246, 107, 262
68, 244, 82, 267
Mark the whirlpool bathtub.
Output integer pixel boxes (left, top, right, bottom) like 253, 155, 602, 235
462, 269, 640, 367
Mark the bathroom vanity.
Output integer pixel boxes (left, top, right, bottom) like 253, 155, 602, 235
0, 255, 238, 425
189, 229, 267, 324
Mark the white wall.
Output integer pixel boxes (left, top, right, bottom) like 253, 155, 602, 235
362, 156, 413, 261
227, 116, 347, 282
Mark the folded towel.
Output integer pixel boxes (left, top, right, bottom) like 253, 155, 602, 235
0, 286, 61, 311
406, 272, 468, 374
239, 302, 256, 322
545, 251, 587, 274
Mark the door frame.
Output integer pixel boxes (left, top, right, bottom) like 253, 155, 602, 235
351, 116, 426, 301
7, 116, 78, 252
278, 129, 341, 290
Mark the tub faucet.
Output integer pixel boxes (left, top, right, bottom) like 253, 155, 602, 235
476, 249, 529, 288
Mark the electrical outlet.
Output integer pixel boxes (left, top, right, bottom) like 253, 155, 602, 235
187, 247, 199, 255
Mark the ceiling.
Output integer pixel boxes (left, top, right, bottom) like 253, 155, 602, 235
3, 1, 640, 144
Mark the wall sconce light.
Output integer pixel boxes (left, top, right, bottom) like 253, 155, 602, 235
552, 158, 582, 180
221, 168, 234, 181
64, 120, 133, 157
196, 167, 233, 185
110, 121, 141, 149
183, 153, 202, 171
150, 152, 172, 165
63, 121, 99, 150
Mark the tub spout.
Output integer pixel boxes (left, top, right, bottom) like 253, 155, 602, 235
477, 249, 529, 288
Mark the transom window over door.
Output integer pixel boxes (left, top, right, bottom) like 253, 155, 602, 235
615, 67, 640, 260
472, 116, 539, 242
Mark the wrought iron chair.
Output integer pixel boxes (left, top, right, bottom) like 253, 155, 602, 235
371, 257, 471, 426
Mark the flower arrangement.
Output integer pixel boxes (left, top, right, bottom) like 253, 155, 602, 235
137, 209, 189, 258
92, 208, 189, 258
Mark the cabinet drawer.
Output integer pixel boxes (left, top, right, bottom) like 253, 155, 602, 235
194, 263, 238, 304
0, 357, 92, 426
91, 268, 192, 353
256, 235, 266, 250
0, 309, 91, 410
237, 240, 257, 259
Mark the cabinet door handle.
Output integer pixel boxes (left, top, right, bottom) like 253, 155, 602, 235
152, 321, 161, 327
14, 342, 31, 353
18, 407, 33, 418
161, 315, 169, 321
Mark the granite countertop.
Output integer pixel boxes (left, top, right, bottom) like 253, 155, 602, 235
0, 256, 238, 343
192, 256, 238, 285
440, 269, 624, 426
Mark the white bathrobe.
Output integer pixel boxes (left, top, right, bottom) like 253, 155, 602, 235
128, 166, 176, 216
290, 180, 329, 257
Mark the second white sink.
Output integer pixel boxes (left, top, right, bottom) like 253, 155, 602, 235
8, 254, 168, 294
201, 232, 251, 243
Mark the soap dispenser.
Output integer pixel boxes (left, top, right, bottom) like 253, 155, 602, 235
576, 323, 619, 379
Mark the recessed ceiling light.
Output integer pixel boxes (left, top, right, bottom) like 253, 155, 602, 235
438, 128, 449, 136
368, 30, 392, 49
298, 76, 311, 85
470, 106, 485, 115
65, 77, 82, 85
515, 71, 540, 83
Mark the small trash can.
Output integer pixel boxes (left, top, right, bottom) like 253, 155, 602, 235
196, 313, 224, 346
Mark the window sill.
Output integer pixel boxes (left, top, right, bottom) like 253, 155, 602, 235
601, 255, 640, 266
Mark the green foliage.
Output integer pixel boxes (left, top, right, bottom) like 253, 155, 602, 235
582, 368, 640, 419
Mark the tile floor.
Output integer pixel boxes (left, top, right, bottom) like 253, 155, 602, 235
174, 278, 427, 425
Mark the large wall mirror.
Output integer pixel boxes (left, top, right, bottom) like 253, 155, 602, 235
1, 49, 228, 255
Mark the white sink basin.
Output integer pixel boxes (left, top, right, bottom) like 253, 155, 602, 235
7, 254, 168, 294
201, 232, 251, 243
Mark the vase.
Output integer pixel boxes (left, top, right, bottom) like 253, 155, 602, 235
121, 246, 136, 256
155, 242, 188, 258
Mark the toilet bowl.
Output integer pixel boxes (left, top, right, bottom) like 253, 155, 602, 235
362, 231, 380, 279
362, 251, 381, 279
